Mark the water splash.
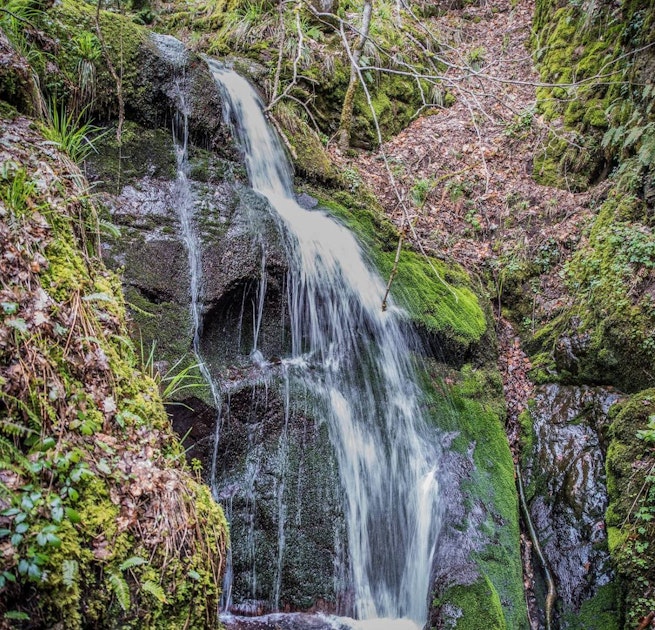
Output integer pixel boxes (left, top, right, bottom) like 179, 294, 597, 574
208, 61, 442, 625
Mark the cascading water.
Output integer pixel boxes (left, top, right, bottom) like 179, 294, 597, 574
207, 60, 443, 629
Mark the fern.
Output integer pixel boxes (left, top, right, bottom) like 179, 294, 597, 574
141, 580, 168, 604
108, 571, 130, 611
62, 559, 78, 587
0, 418, 34, 438
119, 556, 146, 571
0, 435, 30, 470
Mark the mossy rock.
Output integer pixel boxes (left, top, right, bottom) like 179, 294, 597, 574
529, 189, 655, 392
434, 575, 507, 630
85, 121, 177, 193
426, 363, 527, 629
0, 116, 228, 628
604, 390, 655, 627
562, 582, 621, 630
273, 102, 341, 185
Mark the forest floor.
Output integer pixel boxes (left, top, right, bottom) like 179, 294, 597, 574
332, 0, 594, 441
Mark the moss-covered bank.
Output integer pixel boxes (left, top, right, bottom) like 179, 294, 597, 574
0, 114, 228, 628
523, 1, 655, 626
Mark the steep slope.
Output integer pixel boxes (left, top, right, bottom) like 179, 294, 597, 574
0, 111, 228, 628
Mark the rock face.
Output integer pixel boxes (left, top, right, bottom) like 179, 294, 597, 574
130, 33, 237, 154
90, 37, 346, 612
522, 384, 621, 621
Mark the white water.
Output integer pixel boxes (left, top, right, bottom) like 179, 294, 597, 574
208, 61, 442, 627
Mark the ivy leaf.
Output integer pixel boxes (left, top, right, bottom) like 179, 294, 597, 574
6, 318, 28, 333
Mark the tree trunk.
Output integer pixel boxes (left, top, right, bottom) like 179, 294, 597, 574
337, 0, 372, 150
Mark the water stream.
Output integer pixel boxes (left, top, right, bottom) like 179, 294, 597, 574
206, 62, 443, 628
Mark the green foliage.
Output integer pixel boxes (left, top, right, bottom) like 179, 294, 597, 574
109, 571, 131, 611
41, 102, 106, 162
605, 391, 655, 626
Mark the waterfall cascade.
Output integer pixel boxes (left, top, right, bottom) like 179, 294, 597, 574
203, 62, 443, 629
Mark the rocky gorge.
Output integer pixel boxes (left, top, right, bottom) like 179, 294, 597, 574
0, 0, 654, 628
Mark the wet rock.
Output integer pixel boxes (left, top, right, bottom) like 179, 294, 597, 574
220, 612, 348, 630
522, 384, 621, 618
210, 379, 346, 613
130, 33, 236, 155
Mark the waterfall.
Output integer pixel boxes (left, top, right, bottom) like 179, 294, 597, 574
207, 61, 443, 628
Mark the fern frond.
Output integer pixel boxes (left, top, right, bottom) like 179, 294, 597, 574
62, 559, 78, 587
141, 580, 168, 604
109, 571, 131, 611
119, 556, 146, 571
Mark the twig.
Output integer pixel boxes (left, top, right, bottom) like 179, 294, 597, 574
94, 0, 124, 145
516, 462, 556, 630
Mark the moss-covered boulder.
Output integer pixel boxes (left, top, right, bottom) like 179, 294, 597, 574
0, 115, 227, 627
605, 390, 655, 627
427, 364, 527, 630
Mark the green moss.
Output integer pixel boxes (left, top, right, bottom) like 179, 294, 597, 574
532, 0, 655, 190
378, 249, 486, 346
563, 582, 621, 630
426, 364, 527, 629
49, 0, 148, 117
604, 390, 655, 626
435, 575, 506, 629
274, 103, 340, 185
531, 191, 655, 391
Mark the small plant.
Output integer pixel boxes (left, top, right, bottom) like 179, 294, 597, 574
0, 163, 37, 214
410, 177, 434, 207
637, 415, 655, 444
41, 102, 106, 163
342, 167, 362, 192
73, 32, 101, 113
466, 46, 486, 71
504, 108, 535, 138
